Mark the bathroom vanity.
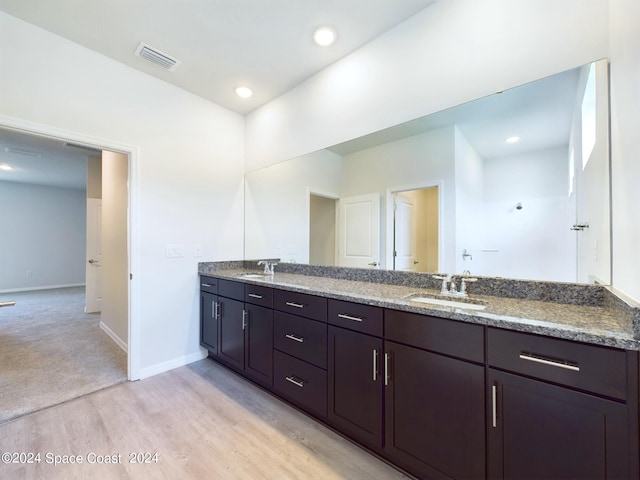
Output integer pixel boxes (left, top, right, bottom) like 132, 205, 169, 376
198, 261, 639, 480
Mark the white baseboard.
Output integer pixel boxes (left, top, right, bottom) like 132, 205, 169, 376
138, 350, 208, 380
0, 283, 85, 294
99, 321, 128, 353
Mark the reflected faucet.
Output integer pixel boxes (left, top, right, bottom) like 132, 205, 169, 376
257, 260, 277, 275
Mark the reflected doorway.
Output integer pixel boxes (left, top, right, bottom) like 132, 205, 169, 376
309, 193, 337, 266
392, 186, 439, 272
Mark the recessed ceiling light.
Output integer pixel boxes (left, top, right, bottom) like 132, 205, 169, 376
0, 163, 14, 171
505, 136, 520, 144
313, 26, 337, 47
235, 86, 253, 98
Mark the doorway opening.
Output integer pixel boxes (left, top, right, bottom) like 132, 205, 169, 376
0, 121, 134, 421
390, 186, 439, 272
309, 193, 337, 266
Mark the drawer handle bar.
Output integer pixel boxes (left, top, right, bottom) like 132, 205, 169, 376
201, 283, 212, 288
242, 310, 247, 330
337, 313, 363, 322
286, 302, 304, 309
248, 293, 263, 299
285, 334, 304, 343
492, 385, 497, 428
285, 376, 305, 388
373, 349, 378, 381
519, 353, 580, 372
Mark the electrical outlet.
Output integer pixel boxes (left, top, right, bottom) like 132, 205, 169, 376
194, 245, 202, 257
27, 270, 32, 277
166, 244, 185, 258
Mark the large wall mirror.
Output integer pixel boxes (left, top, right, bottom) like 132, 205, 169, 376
244, 59, 611, 284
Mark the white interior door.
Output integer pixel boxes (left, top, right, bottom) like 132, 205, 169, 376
394, 193, 417, 271
337, 193, 380, 268
85, 198, 102, 313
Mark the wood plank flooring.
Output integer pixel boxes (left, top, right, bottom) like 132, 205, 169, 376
0, 359, 411, 479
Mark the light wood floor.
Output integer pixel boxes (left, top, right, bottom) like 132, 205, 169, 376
0, 359, 411, 479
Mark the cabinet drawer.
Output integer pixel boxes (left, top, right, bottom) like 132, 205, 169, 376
488, 328, 628, 400
273, 350, 327, 418
274, 311, 327, 369
244, 283, 273, 308
218, 279, 244, 301
328, 299, 383, 337
274, 289, 327, 322
200, 276, 218, 294
385, 309, 484, 363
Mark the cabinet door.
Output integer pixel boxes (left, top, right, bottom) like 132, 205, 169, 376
244, 304, 273, 387
217, 297, 245, 371
328, 325, 383, 449
488, 369, 634, 480
385, 341, 485, 480
200, 291, 218, 355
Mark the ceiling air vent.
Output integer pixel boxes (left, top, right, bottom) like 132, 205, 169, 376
134, 42, 181, 71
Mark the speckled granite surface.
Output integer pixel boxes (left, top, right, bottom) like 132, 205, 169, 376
198, 261, 640, 351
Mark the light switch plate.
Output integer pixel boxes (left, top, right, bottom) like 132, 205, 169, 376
166, 244, 185, 258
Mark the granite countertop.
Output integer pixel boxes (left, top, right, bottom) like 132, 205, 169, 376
199, 265, 640, 351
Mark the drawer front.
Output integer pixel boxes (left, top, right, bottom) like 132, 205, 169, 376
218, 279, 244, 301
273, 350, 327, 418
488, 327, 628, 400
200, 276, 218, 294
274, 289, 327, 322
328, 299, 383, 337
244, 283, 273, 308
385, 309, 484, 363
274, 311, 327, 369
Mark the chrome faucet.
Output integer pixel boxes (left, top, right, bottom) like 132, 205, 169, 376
432, 272, 477, 297
257, 260, 277, 275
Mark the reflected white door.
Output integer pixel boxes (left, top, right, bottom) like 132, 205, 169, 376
337, 193, 380, 268
85, 198, 102, 313
394, 193, 417, 271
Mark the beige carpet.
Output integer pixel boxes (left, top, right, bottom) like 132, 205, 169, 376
0, 287, 127, 423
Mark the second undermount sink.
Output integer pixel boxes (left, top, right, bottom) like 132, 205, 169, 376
405, 293, 487, 311
237, 272, 271, 279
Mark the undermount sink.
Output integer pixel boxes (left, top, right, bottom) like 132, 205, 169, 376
237, 272, 271, 279
405, 294, 487, 311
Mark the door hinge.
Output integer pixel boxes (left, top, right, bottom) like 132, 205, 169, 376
130, 273, 133, 280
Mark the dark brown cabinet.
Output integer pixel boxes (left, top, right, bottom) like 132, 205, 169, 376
328, 325, 384, 449
488, 369, 634, 480
487, 327, 639, 480
200, 277, 640, 480
207, 278, 274, 388
384, 310, 486, 479
272, 291, 328, 418
200, 291, 218, 355
384, 341, 485, 480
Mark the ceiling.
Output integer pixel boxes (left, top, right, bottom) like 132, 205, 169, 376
0, 0, 437, 115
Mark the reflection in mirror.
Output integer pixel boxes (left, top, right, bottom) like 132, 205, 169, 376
244, 59, 610, 284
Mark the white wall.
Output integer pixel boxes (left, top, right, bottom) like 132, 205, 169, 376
246, 0, 608, 171
0, 181, 86, 291
341, 127, 456, 270
0, 12, 246, 377
101, 151, 128, 344
454, 128, 484, 274
481, 147, 575, 282
246, 0, 640, 300
244, 149, 342, 263
609, 0, 640, 301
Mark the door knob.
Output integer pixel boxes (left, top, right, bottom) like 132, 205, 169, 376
88, 259, 98, 264
368, 262, 378, 267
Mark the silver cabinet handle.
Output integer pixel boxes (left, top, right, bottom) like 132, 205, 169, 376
373, 349, 378, 381
519, 353, 580, 372
0, 301, 15, 308
285, 334, 304, 343
384, 353, 390, 386
337, 313, 363, 322
492, 384, 497, 428
212, 301, 216, 319
248, 293, 263, 299
201, 283, 212, 287
285, 376, 305, 388
215, 302, 220, 320
242, 310, 247, 330
285, 302, 304, 308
